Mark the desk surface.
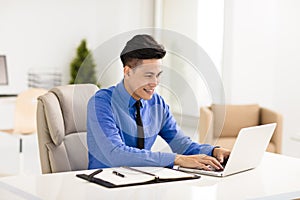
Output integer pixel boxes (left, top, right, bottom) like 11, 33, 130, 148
0, 152, 300, 200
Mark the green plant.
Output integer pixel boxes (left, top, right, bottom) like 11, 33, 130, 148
69, 39, 98, 86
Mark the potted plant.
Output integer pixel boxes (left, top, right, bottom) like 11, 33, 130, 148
69, 39, 99, 86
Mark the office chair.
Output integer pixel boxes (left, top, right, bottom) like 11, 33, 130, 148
36, 84, 98, 173
199, 104, 283, 154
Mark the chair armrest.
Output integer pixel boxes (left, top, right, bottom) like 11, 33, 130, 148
199, 107, 213, 144
260, 107, 283, 153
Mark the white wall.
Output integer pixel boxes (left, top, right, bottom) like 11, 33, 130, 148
2, 0, 300, 157
160, 0, 224, 117
223, 0, 278, 105
0, 0, 154, 94
223, 0, 300, 157
0, 0, 224, 112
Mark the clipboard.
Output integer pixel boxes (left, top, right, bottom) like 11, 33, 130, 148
76, 167, 200, 188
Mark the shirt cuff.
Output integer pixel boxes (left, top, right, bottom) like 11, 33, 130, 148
201, 144, 216, 156
160, 152, 177, 168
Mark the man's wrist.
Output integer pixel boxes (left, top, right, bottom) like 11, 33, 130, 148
174, 154, 183, 166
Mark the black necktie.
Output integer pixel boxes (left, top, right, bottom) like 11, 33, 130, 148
135, 100, 144, 149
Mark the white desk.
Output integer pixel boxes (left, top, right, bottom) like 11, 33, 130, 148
0, 153, 300, 200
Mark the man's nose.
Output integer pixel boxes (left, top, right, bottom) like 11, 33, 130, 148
149, 76, 159, 86
153, 76, 160, 85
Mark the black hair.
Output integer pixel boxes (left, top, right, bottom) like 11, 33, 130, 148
120, 34, 166, 68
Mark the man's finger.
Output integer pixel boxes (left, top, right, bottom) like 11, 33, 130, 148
202, 156, 223, 170
198, 163, 212, 171
218, 154, 224, 163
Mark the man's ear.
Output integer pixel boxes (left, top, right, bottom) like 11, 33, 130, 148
124, 66, 130, 77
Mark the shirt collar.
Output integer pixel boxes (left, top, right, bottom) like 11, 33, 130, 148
115, 80, 144, 108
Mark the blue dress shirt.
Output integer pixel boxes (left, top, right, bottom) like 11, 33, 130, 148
87, 80, 215, 169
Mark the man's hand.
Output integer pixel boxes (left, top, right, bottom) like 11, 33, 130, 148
212, 147, 231, 164
174, 154, 224, 171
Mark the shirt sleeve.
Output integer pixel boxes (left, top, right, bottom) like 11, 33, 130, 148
87, 92, 176, 169
158, 99, 215, 156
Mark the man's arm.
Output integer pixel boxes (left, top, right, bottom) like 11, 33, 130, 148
158, 100, 214, 155
157, 99, 230, 170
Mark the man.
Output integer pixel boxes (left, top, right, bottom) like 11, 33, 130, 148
87, 34, 230, 170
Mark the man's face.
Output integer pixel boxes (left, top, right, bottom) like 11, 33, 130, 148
124, 59, 163, 100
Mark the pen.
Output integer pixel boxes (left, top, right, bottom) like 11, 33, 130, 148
122, 166, 159, 180
112, 170, 125, 178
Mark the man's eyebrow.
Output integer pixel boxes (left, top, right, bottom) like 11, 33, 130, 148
144, 72, 155, 75
144, 71, 163, 75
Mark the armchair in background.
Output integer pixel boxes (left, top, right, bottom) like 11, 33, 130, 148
0, 88, 47, 175
36, 84, 98, 174
199, 104, 283, 154
0, 88, 47, 135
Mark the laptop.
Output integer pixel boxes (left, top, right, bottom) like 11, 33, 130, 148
177, 123, 277, 177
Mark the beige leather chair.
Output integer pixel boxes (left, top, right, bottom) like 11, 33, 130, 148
199, 104, 283, 154
0, 88, 47, 175
0, 88, 47, 134
37, 84, 98, 174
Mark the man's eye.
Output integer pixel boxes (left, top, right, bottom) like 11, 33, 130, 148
145, 75, 153, 78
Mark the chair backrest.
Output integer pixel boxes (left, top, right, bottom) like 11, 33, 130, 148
14, 88, 47, 134
211, 104, 260, 137
37, 84, 98, 173
199, 104, 283, 153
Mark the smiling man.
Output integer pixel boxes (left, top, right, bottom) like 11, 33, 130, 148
87, 34, 230, 170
